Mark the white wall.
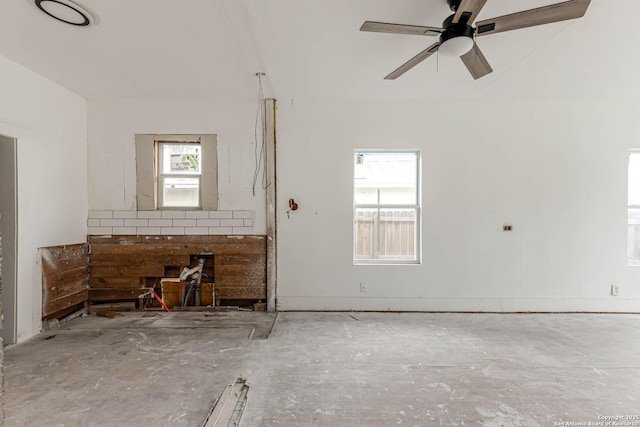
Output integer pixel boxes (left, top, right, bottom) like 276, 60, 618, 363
0, 54, 87, 342
88, 99, 266, 233
276, 99, 640, 312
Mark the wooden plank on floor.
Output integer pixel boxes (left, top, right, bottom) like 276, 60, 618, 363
89, 302, 136, 312
202, 378, 249, 427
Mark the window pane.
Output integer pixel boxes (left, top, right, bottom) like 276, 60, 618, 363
629, 208, 640, 265
355, 152, 417, 205
162, 177, 200, 208
379, 187, 416, 205
161, 143, 201, 174
629, 152, 640, 264
354, 188, 377, 205
354, 208, 377, 260
355, 208, 417, 261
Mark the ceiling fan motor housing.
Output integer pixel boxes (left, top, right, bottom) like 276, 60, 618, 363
440, 14, 475, 45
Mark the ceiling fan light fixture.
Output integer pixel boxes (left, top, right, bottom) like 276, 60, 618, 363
361, 0, 592, 80
438, 36, 473, 57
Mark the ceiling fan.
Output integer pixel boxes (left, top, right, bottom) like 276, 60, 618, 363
360, 0, 591, 80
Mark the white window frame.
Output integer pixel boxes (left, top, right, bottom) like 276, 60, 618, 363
353, 150, 421, 265
156, 141, 202, 210
135, 134, 218, 211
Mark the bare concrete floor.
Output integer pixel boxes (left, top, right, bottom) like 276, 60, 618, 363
4, 312, 640, 426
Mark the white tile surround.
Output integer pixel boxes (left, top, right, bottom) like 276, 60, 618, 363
88, 210, 255, 235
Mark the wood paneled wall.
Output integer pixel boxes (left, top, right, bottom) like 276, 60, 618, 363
40, 243, 89, 319
87, 235, 267, 305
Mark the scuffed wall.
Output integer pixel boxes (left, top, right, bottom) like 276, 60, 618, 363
0, 53, 87, 342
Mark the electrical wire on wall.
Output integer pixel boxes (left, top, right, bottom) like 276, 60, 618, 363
252, 72, 270, 196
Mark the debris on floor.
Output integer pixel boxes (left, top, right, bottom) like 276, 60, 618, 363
96, 310, 121, 319
253, 302, 267, 312
202, 378, 249, 427
89, 302, 136, 314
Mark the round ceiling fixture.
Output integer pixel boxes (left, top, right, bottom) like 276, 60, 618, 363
438, 36, 474, 57
438, 14, 475, 57
34, 0, 95, 27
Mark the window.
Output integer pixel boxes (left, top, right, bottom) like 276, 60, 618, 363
135, 134, 218, 211
354, 151, 420, 264
628, 151, 640, 265
157, 142, 201, 209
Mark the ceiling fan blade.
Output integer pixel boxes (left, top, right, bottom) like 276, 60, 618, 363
453, 0, 489, 25
384, 42, 440, 80
460, 42, 493, 80
360, 21, 444, 37
475, 0, 591, 36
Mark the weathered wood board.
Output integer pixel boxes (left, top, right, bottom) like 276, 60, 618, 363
40, 243, 89, 319
161, 279, 215, 308
87, 235, 266, 305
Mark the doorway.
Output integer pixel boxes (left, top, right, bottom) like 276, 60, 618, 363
0, 134, 17, 345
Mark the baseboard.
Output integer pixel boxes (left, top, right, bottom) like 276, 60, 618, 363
276, 296, 640, 313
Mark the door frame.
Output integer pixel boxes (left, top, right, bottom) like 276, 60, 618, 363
0, 133, 18, 345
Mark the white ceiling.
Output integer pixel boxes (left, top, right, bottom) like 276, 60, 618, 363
0, 0, 634, 102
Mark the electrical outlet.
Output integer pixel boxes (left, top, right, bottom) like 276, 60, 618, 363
359, 282, 367, 293
611, 284, 619, 296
